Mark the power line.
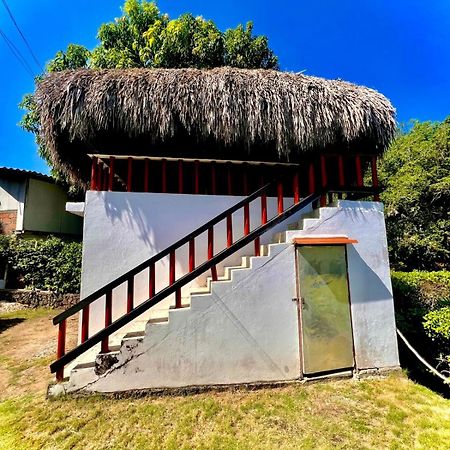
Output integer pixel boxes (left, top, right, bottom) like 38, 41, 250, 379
0, 27, 35, 78
1, 0, 44, 72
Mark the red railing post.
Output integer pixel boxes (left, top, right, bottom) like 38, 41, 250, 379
101, 290, 112, 353
194, 160, 200, 194
90, 156, 98, 190
144, 158, 150, 192
161, 159, 167, 193
227, 214, 233, 247
178, 159, 183, 194
108, 156, 115, 192
320, 155, 327, 207
208, 227, 218, 281
244, 204, 250, 236
293, 171, 300, 204
169, 250, 181, 308
127, 157, 133, 192
56, 319, 66, 382
127, 277, 134, 313
102, 164, 109, 191
355, 154, 363, 187
149, 262, 155, 298
277, 181, 284, 214
81, 305, 89, 343
371, 155, 380, 201
189, 239, 195, 272
96, 159, 102, 191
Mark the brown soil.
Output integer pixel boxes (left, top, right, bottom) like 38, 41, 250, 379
0, 307, 78, 399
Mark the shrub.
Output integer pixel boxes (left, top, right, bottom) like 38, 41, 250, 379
3, 236, 82, 294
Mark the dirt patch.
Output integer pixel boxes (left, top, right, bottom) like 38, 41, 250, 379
0, 309, 78, 399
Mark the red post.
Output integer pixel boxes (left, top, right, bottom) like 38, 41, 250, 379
81, 305, 89, 343
144, 158, 150, 192
90, 156, 98, 190
169, 250, 181, 308
127, 157, 133, 192
149, 262, 155, 298
161, 159, 167, 193
108, 156, 115, 191
208, 227, 217, 281
227, 163, 232, 195
56, 319, 66, 382
371, 155, 380, 201
102, 165, 109, 191
189, 239, 195, 272
244, 204, 250, 235
320, 155, 327, 207
96, 159, 102, 192
338, 155, 345, 187
227, 214, 233, 247
355, 154, 363, 187
194, 160, 200, 194
178, 159, 183, 194
211, 162, 216, 195
127, 277, 134, 313
308, 161, 316, 194
277, 181, 284, 214
101, 290, 112, 353
261, 193, 268, 224
293, 172, 300, 204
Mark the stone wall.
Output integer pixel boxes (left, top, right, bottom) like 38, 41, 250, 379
0, 210, 17, 235
0, 289, 78, 308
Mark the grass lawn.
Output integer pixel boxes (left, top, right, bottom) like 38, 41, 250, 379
0, 308, 449, 449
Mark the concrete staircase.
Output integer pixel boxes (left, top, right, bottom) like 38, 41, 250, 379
51, 203, 328, 395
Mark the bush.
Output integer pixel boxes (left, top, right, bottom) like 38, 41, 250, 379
2, 236, 82, 294
392, 270, 450, 379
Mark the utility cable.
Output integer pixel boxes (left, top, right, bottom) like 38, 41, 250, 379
1, 0, 43, 72
0, 27, 35, 78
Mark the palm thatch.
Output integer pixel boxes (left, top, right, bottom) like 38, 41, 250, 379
36, 67, 396, 184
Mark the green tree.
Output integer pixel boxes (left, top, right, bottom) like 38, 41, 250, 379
21, 0, 278, 181
379, 118, 450, 271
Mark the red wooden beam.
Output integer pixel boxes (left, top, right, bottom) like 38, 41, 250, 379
149, 262, 155, 299
55, 319, 66, 381
320, 155, 327, 207
161, 159, 167, 193
277, 181, 284, 214
189, 239, 195, 272
144, 158, 150, 193
194, 160, 200, 194
81, 305, 89, 343
208, 227, 218, 281
101, 290, 112, 353
371, 155, 380, 201
102, 165, 109, 191
293, 172, 300, 204
355, 154, 363, 187
108, 156, 115, 191
244, 204, 250, 235
178, 159, 183, 194
90, 156, 98, 191
127, 277, 134, 313
338, 155, 345, 186
227, 214, 233, 247
96, 159, 102, 192
127, 157, 133, 192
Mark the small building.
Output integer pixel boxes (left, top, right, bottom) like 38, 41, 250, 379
36, 68, 400, 395
0, 167, 83, 237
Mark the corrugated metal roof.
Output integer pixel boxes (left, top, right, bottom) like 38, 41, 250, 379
0, 167, 54, 183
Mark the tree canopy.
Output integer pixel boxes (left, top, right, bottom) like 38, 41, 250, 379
379, 118, 450, 271
20, 0, 278, 182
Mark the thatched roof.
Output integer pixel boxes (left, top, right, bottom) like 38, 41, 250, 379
36, 67, 396, 184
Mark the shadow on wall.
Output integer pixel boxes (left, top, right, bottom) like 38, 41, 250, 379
347, 246, 392, 304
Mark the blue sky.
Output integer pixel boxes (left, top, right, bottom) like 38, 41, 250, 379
1, 0, 449, 174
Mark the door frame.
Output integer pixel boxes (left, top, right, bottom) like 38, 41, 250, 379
294, 239, 357, 378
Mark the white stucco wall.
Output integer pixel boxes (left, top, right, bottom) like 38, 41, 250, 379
0, 178, 26, 230
81, 191, 306, 337
286, 200, 400, 370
